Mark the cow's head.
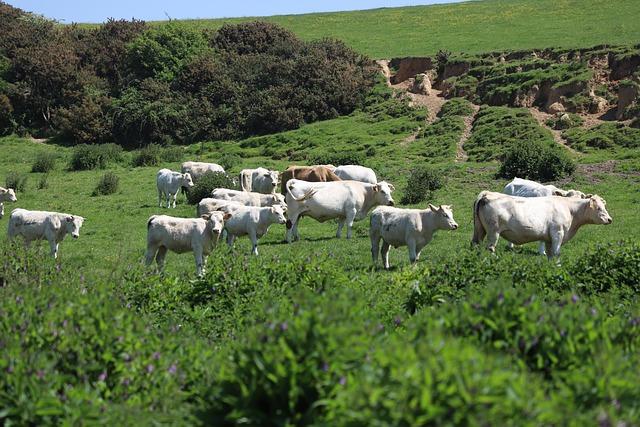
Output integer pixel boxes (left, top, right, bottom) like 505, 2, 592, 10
182, 172, 195, 188
264, 170, 279, 188
586, 195, 612, 225
565, 189, 587, 199
272, 193, 286, 206
428, 204, 458, 230
270, 205, 287, 224
203, 212, 231, 235
1, 188, 17, 202
373, 181, 395, 206
65, 215, 85, 239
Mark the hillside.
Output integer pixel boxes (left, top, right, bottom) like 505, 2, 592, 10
159, 0, 640, 58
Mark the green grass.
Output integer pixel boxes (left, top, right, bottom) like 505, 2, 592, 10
563, 122, 640, 152
142, 0, 640, 58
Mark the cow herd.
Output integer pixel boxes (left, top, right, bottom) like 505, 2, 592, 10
1, 160, 613, 275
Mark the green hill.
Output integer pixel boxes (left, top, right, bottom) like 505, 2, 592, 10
157, 0, 640, 58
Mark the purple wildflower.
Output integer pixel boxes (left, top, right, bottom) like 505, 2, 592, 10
279, 322, 288, 332
321, 362, 329, 372
122, 377, 131, 386
571, 294, 579, 303
152, 351, 161, 360
339, 376, 347, 386
497, 292, 504, 303
146, 364, 155, 373
62, 319, 68, 328
98, 371, 107, 382
168, 364, 177, 375
394, 316, 402, 327
7, 366, 14, 374
36, 370, 45, 380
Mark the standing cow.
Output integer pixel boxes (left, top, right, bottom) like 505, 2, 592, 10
239, 167, 279, 194
333, 165, 378, 184
145, 212, 230, 276
370, 204, 458, 269
0, 187, 17, 219
210, 188, 286, 208
181, 161, 225, 182
280, 165, 342, 194
472, 191, 612, 259
157, 169, 194, 208
503, 177, 588, 254
8, 208, 85, 259
285, 179, 395, 242
223, 205, 287, 255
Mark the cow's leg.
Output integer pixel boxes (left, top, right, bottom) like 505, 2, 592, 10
49, 239, 59, 259
249, 231, 259, 256
336, 219, 345, 238
144, 243, 158, 267
407, 239, 418, 264
345, 209, 357, 239
370, 232, 380, 265
165, 191, 171, 209
193, 247, 205, 276
286, 213, 299, 243
506, 242, 515, 251
549, 230, 564, 259
381, 241, 391, 269
485, 231, 500, 254
171, 192, 177, 209
155, 246, 168, 271
0, 202, 3, 219
158, 189, 163, 207
226, 233, 235, 247
537, 241, 547, 256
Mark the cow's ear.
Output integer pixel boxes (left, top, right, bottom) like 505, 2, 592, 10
586, 193, 593, 199
223, 213, 232, 221
373, 184, 380, 192
388, 183, 396, 191
200, 214, 212, 220
553, 190, 564, 196
66, 216, 74, 222
428, 204, 437, 211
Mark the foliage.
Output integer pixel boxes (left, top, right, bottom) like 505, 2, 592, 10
310, 150, 364, 167
563, 123, 640, 151
5, 170, 27, 192
37, 173, 49, 190
498, 138, 575, 181
132, 143, 183, 167
438, 97, 474, 117
186, 171, 236, 205
418, 116, 465, 162
53, 94, 113, 145
93, 171, 120, 196
217, 153, 241, 171
545, 112, 584, 130
69, 143, 123, 171
31, 151, 57, 173
400, 166, 444, 204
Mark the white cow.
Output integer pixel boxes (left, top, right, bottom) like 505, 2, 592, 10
7, 208, 85, 259
333, 165, 378, 184
285, 179, 395, 242
181, 161, 225, 182
210, 188, 286, 208
197, 198, 246, 217
224, 205, 287, 255
157, 168, 194, 208
0, 187, 17, 219
503, 177, 588, 254
239, 167, 280, 194
472, 191, 612, 258
145, 212, 230, 276
503, 177, 587, 198
370, 204, 458, 269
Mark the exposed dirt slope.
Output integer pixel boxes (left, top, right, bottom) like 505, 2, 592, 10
456, 104, 480, 162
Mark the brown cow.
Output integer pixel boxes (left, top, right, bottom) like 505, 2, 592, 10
280, 165, 342, 194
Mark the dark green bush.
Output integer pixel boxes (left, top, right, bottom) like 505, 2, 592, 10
93, 171, 120, 196
5, 171, 27, 192
419, 116, 465, 161
498, 138, 575, 181
37, 173, 49, 190
131, 143, 183, 167
31, 151, 57, 173
400, 166, 444, 204
69, 143, 123, 170
218, 153, 241, 171
438, 97, 475, 117
563, 123, 640, 152
186, 171, 236, 205
311, 150, 364, 166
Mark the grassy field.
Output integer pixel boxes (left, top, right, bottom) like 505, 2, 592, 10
151, 0, 640, 58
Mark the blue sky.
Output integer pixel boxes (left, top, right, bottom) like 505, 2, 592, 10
7, 0, 463, 23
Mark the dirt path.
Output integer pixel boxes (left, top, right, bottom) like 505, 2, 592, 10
528, 107, 578, 154
375, 60, 392, 87
406, 89, 447, 124
455, 104, 480, 163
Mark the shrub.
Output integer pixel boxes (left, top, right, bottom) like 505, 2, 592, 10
37, 173, 49, 190
498, 138, 575, 181
131, 143, 183, 167
31, 151, 57, 173
69, 143, 123, 170
545, 113, 584, 130
53, 94, 113, 145
186, 171, 236, 205
93, 171, 119, 196
419, 116, 465, 161
218, 153, 241, 171
438, 97, 475, 117
563, 123, 640, 152
400, 166, 443, 205
311, 150, 364, 167
5, 171, 27, 192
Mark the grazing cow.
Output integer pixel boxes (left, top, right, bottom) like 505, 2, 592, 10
145, 212, 230, 276
285, 179, 395, 242
197, 198, 246, 217
370, 204, 458, 269
239, 167, 279, 194
224, 205, 287, 255
503, 177, 588, 254
181, 161, 225, 182
210, 188, 286, 208
472, 191, 612, 259
333, 165, 378, 184
157, 168, 194, 208
280, 165, 342, 194
7, 208, 85, 259
504, 177, 587, 199
0, 187, 17, 219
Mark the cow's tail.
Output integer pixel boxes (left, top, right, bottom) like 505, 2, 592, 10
471, 191, 489, 246
147, 215, 158, 230
239, 170, 251, 192
286, 180, 316, 202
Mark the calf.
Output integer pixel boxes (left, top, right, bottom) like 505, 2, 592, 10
157, 168, 194, 208
211, 188, 286, 207
239, 167, 279, 194
333, 165, 378, 184
370, 204, 458, 269
181, 161, 225, 182
145, 212, 230, 276
0, 187, 17, 219
8, 208, 85, 259
224, 205, 287, 255
285, 179, 395, 242
197, 198, 245, 217
472, 191, 612, 258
